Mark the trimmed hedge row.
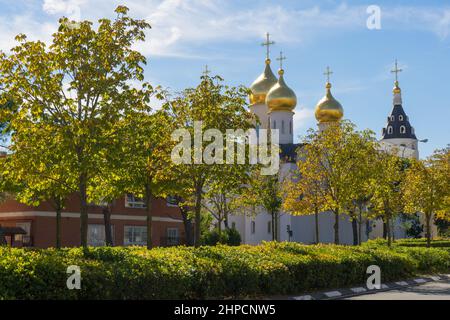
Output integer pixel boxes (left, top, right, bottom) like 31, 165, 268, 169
0, 240, 449, 299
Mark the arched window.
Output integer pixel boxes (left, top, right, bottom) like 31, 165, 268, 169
273, 120, 276, 129
387, 126, 393, 134
400, 126, 406, 134
390, 116, 395, 121
281, 120, 285, 134
289, 120, 292, 134
251, 221, 256, 234
399, 115, 404, 121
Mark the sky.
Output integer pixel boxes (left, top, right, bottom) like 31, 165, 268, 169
0, 0, 449, 158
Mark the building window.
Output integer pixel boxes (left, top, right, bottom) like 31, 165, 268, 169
166, 195, 179, 207
231, 222, 236, 229
387, 126, 393, 134
251, 221, 256, 234
88, 224, 114, 247
267, 221, 272, 234
166, 228, 179, 246
289, 120, 292, 134
125, 193, 146, 208
400, 126, 406, 134
273, 120, 276, 129
124, 226, 147, 246
399, 115, 404, 121
281, 120, 285, 134
390, 116, 395, 121
15, 222, 31, 244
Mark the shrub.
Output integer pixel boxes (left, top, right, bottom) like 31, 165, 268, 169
0, 240, 448, 299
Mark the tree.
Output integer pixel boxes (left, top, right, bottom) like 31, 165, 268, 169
118, 106, 175, 249
237, 169, 283, 241
290, 121, 377, 244
403, 147, 450, 247
202, 164, 251, 235
371, 150, 407, 246
165, 74, 255, 247
283, 150, 326, 243
0, 6, 151, 247
1, 118, 73, 249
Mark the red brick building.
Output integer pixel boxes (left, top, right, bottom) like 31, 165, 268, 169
0, 193, 186, 248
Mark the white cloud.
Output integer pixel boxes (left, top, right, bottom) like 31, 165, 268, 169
1, 1, 450, 59
42, 0, 85, 20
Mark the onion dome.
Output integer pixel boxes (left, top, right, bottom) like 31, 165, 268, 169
249, 59, 278, 105
315, 82, 344, 123
265, 69, 297, 112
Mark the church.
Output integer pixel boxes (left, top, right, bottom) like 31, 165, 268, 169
228, 34, 436, 245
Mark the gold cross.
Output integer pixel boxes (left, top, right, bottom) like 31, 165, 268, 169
391, 59, 402, 82
323, 66, 333, 83
276, 51, 287, 69
261, 32, 275, 60
202, 65, 211, 77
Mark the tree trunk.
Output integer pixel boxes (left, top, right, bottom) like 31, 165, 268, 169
103, 205, 113, 247
194, 183, 202, 247
425, 212, 431, 248
79, 173, 88, 248
314, 208, 320, 244
386, 216, 392, 247
56, 207, 62, 249
358, 205, 363, 245
334, 210, 340, 244
180, 207, 194, 246
351, 217, 358, 246
145, 184, 153, 249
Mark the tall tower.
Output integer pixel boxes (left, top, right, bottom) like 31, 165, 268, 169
314, 66, 344, 131
249, 33, 277, 131
381, 60, 419, 159
266, 51, 297, 144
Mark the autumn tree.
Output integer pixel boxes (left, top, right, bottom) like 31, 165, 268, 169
370, 150, 407, 247
283, 149, 326, 243
165, 74, 255, 246
289, 121, 377, 244
0, 6, 151, 247
403, 147, 450, 247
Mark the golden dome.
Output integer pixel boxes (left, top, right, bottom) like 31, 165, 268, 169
266, 69, 297, 112
249, 59, 278, 105
315, 82, 344, 123
393, 80, 401, 94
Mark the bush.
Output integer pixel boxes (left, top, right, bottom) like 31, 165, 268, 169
201, 228, 241, 246
225, 228, 241, 246
0, 240, 448, 299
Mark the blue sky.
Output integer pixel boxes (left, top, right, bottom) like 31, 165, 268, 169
0, 0, 449, 158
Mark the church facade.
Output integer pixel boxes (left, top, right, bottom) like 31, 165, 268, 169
228, 37, 433, 245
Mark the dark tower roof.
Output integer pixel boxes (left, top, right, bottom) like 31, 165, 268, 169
382, 104, 417, 140
381, 81, 417, 140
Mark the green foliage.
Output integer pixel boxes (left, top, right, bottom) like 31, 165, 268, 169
226, 228, 242, 246
0, 241, 448, 299
201, 228, 242, 246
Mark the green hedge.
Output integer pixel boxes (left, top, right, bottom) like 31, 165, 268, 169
0, 241, 449, 299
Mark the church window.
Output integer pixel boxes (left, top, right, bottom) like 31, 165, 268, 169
387, 126, 393, 134
251, 221, 256, 234
390, 116, 395, 121
231, 222, 236, 229
267, 221, 272, 234
281, 120, 285, 134
273, 120, 276, 129
400, 126, 406, 134
399, 115, 404, 121
289, 120, 292, 134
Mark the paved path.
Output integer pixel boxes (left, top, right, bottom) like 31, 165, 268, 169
343, 279, 450, 300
